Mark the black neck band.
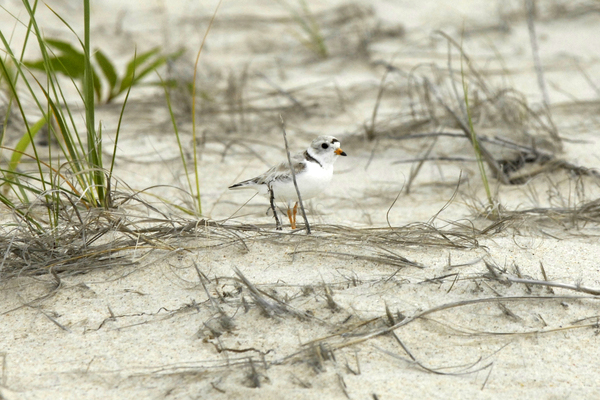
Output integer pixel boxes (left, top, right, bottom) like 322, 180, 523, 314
304, 150, 323, 168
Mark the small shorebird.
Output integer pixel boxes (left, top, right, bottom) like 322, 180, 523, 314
229, 136, 347, 229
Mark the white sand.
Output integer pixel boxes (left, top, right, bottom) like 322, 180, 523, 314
2, 0, 600, 398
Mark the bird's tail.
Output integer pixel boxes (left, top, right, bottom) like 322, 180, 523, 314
228, 180, 255, 190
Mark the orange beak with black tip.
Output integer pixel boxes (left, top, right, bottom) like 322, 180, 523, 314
335, 148, 347, 156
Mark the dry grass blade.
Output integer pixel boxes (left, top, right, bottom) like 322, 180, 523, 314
232, 266, 290, 317
290, 249, 422, 269
508, 277, 600, 296
495, 198, 600, 227
0, 191, 255, 285
0, 211, 137, 281
423, 77, 510, 184
258, 73, 309, 117
309, 223, 480, 249
405, 136, 437, 194
0, 202, 491, 293
484, 262, 600, 296
375, 345, 493, 376
301, 294, 600, 354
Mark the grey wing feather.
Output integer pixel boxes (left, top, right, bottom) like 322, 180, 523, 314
229, 152, 306, 189
258, 153, 307, 184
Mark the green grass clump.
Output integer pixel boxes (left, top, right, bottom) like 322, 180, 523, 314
0, 0, 173, 231
0, 0, 105, 230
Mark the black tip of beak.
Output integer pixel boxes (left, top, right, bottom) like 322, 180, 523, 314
340, 151, 347, 156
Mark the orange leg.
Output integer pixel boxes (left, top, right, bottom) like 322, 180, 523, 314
287, 207, 296, 229
293, 202, 298, 228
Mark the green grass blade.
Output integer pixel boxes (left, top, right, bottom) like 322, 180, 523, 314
24, 37, 86, 79
1, 146, 83, 195
7, 116, 46, 173
108, 55, 135, 183
95, 49, 118, 94
118, 47, 160, 94
461, 57, 496, 216
159, 72, 193, 198
132, 50, 182, 86
0, 29, 47, 194
191, 0, 222, 215
34, 83, 79, 168
83, 0, 105, 206
24, 53, 84, 78
45, 37, 81, 53
92, 64, 102, 102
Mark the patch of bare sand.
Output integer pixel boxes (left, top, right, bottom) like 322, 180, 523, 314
2, 0, 600, 399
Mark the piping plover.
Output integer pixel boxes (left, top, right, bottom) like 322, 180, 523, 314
229, 136, 347, 229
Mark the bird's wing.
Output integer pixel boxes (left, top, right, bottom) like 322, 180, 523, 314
229, 151, 307, 189
255, 152, 307, 185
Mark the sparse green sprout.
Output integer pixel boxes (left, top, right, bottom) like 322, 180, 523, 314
279, 0, 328, 58
25, 39, 183, 103
461, 61, 497, 218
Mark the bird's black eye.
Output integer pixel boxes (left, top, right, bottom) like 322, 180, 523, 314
321, 143, 329, 149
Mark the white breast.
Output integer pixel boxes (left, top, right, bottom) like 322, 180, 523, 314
271, 161, 333, 205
